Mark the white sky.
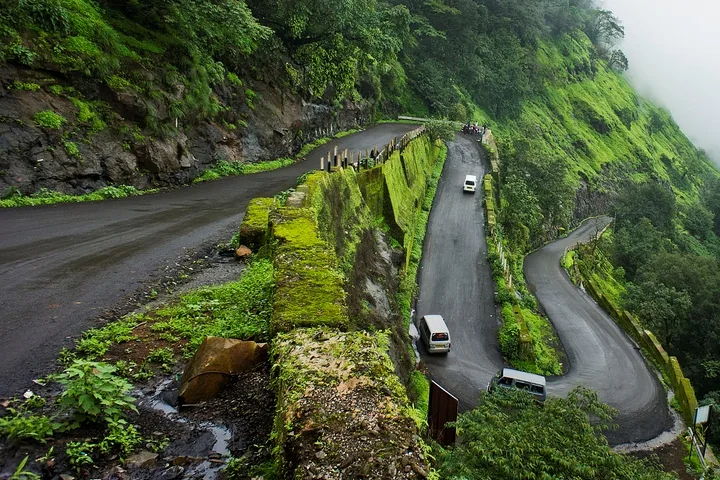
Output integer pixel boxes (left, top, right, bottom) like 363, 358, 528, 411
599, 0, 720, 163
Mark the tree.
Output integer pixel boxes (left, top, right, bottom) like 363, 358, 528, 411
245, 0, 410, 101
499, 175, 542, 252
631, 253, 720, 397
501, 139, 574, 240
682, 201, 714, 240
440, 387, 675, 479
609, 49, 629, 72
701, 176, 720, 236
610, 218, 675, 280
614, 181, 677, 233
623, 281, 691, 347
583, 9, 624, 47
424, 119, 456, 142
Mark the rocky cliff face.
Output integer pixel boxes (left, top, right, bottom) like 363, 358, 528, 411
0, 64, 372, 196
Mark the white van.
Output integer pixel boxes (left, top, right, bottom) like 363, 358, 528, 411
418, 315, 451, 354
463, 175, 477, 193
487, 368, 547, 402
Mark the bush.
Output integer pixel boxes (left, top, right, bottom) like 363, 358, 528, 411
498, 303, 521, 358
52, 360, 137, 427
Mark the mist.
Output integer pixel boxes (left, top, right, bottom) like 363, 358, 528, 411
599, 0, 720, 164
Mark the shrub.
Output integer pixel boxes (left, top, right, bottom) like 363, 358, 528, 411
12, 81, 41, 91
52, 360, 137, 427
0, 397, 60, 444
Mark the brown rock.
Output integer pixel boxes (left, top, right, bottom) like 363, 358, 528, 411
234, 245, 252, 259
125, 451, 158, 469
178, 337, 268, 404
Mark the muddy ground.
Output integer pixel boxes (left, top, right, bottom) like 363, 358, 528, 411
0, 245, 278, 480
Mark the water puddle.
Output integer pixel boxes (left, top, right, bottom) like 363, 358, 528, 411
139, 377, 232, 479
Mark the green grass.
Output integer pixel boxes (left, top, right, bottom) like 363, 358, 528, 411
192, 158, 295, 183
408, 370, 430, 429
73, 314, 145, 360
512, 307, 563, 376
152, 258, 274, 356
0, 185, 156, 208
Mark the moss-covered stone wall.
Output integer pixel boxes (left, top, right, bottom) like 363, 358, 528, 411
237, 197, 276, 251
263, 131, 439, 477
382, 136, 438, 247
271, 329, 428, 479
269, 206, 348, 334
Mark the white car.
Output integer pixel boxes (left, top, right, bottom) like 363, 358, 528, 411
463, 175, 477, 193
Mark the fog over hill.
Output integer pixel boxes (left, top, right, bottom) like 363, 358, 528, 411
600, 0, 720, 165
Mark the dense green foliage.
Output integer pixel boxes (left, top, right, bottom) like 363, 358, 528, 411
1, 0, 270, 133
5, 0, 720, 473
440, 388, 675, 479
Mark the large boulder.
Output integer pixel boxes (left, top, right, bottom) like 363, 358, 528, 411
178, 337, 268, 404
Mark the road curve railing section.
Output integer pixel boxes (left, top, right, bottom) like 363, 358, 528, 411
317, 126, 426, 173
482, 131, 698, 428
564, 248, 699, 426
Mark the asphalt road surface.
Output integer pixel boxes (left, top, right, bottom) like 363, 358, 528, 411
525, 217, 671, 444
0, 123, 417, 397
416, 135, 671, 445
416, 134, 503, 410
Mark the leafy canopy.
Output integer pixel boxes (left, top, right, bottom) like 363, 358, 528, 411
440, 387, 675, 480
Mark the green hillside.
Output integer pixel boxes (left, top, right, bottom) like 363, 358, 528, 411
2, 0, 720, 476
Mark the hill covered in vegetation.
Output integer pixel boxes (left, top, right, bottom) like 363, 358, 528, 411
2, 0, 720, 475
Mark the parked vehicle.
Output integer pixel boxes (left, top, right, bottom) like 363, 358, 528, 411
463, 175, 477, 193
487, 368, 547, 402
418, 314, 451, 354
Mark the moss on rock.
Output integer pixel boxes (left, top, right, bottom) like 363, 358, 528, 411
238, 197, 275, 251
270, 207, 348, 334
271, 328, 429, 479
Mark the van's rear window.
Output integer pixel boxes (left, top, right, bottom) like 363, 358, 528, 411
432, 332, 449, 341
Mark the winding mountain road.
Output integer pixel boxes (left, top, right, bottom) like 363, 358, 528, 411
0, 123, 417, 397
1, 124, 672, 445
416, 134, 671, 445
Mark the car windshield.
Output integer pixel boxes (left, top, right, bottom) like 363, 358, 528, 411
465, 181, 474, 185
431, 332, 449, 341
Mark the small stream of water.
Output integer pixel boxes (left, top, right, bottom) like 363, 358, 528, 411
141, 378, 232, 478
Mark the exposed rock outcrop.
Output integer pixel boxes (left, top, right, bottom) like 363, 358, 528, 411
0, 64, 372, 196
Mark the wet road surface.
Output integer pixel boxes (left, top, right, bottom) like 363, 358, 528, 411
0, 123, 417, 396
416, 135, 671, 445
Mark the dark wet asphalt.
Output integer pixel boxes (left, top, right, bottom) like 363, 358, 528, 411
416, 136, 670, 445
524, 217, 671, 444
0, 123, 418, 396
416, 134, 502, 410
